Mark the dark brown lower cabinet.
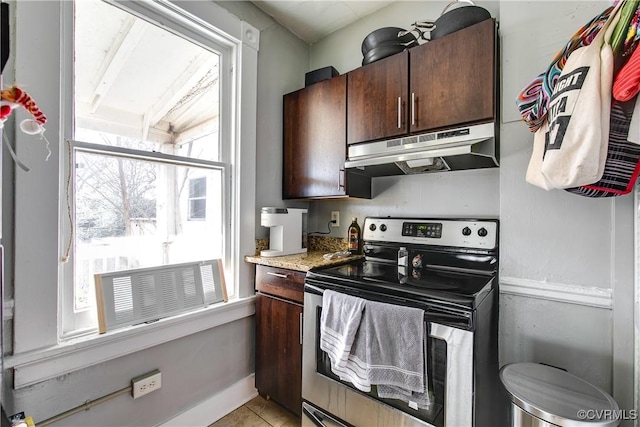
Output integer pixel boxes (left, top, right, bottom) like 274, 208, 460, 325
255, 266, 304, 416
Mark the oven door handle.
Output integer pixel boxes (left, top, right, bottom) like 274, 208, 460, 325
302, 405, 326, 427
302, 403, 350, 427
303, 283, 325, 296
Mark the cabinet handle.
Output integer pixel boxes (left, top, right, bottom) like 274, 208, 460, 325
299, 312, 303, 345
411, 92, 416, 126
266, 272, 288, 279
338, 168, 345, 189
397, 96, 402, 129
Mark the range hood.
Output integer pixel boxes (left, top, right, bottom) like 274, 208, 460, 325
345, 122, 498, 177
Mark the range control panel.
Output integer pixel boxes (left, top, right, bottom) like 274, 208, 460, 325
363, 217, 498, 250
402, 222, 443, 239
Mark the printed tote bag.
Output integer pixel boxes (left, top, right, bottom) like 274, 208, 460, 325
529, 1, 623, 190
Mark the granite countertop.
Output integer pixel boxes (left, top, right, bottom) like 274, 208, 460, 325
245, 235, 363, 272
244, 251, 363, 272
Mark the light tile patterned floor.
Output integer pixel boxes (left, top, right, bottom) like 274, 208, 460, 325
209, 395, 301, 427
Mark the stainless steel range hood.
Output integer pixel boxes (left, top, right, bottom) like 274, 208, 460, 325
345, 122, 498, 177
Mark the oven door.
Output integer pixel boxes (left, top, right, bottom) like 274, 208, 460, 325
302, 283, 474, 427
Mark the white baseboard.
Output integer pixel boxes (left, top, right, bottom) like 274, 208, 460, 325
159, 374, 258, 427
500, 276, 612, 309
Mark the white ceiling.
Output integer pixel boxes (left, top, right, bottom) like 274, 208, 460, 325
75, 0, 220, 145
74, 0, 396, 145
250, 1, 396, 44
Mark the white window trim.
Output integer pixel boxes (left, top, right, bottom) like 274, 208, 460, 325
63, 0, 237, 336
10, 0, 258, 384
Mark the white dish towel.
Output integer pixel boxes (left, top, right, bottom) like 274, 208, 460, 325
319, 290, 429, 408
319, 290, 366, 370
376, 322, 431, 409
363, 299, 426, 399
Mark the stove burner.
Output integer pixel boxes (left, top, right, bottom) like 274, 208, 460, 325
310, 259, 494, 309
359, 261, 490, 294
400, 272, 463, 290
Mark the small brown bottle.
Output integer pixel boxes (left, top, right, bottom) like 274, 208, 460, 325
347, 217, 361, 255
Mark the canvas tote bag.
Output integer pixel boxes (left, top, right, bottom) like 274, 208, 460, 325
533, 1, 623, 190
526, 119, 554, 189
516, 6, 613, 132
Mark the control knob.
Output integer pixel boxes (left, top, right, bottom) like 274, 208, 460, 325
369, 224, 377, 231
478, 227, 488, 237
462, 226, 472, 236
380, 224, 387, 232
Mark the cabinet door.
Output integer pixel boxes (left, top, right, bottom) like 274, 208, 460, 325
410, 19, 496, 133
283, 75, 347, 199
255, 293, 303, 416
347, 51, 409, 145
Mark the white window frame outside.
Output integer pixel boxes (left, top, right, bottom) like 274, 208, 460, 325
6, 0, 258, 389
188, 176, 207, 221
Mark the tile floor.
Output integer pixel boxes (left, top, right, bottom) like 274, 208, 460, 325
209, 395, 301, 427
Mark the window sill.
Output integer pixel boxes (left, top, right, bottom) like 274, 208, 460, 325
4, 296, 256, 389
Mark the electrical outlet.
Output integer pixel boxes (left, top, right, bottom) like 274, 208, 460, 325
131, 370, 162, 399
331, 211, 340, 227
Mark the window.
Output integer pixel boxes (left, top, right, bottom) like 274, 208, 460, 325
188, 177, 207, 220
10, 0, 258, 370
62, 0, 235, 335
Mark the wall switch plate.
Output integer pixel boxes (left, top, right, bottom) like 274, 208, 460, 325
131, 370, 162, 399
331, 211, 339, 227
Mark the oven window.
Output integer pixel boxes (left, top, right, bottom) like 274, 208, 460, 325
315, 307, 446, 427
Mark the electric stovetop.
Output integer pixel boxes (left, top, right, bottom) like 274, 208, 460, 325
306, 258, 495, 310
306, 217, 499, 310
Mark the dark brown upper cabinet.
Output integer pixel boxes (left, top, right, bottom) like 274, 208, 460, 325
347, 51, 409, 145
347, 19, 497, 145
409, 18, 496, 133
283, 74, 371, 199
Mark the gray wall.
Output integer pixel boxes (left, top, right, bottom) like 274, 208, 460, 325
215, 1, 312, 240
294, 0, 636, 419
498, 2, 634, 418
5, 319, 253, 426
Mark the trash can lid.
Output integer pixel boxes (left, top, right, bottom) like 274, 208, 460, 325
500, 363, 619, 427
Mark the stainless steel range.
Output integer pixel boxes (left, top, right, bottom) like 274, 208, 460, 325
301, 217, 508, 427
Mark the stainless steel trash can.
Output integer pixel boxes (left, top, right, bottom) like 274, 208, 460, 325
500, 363, 620, 427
